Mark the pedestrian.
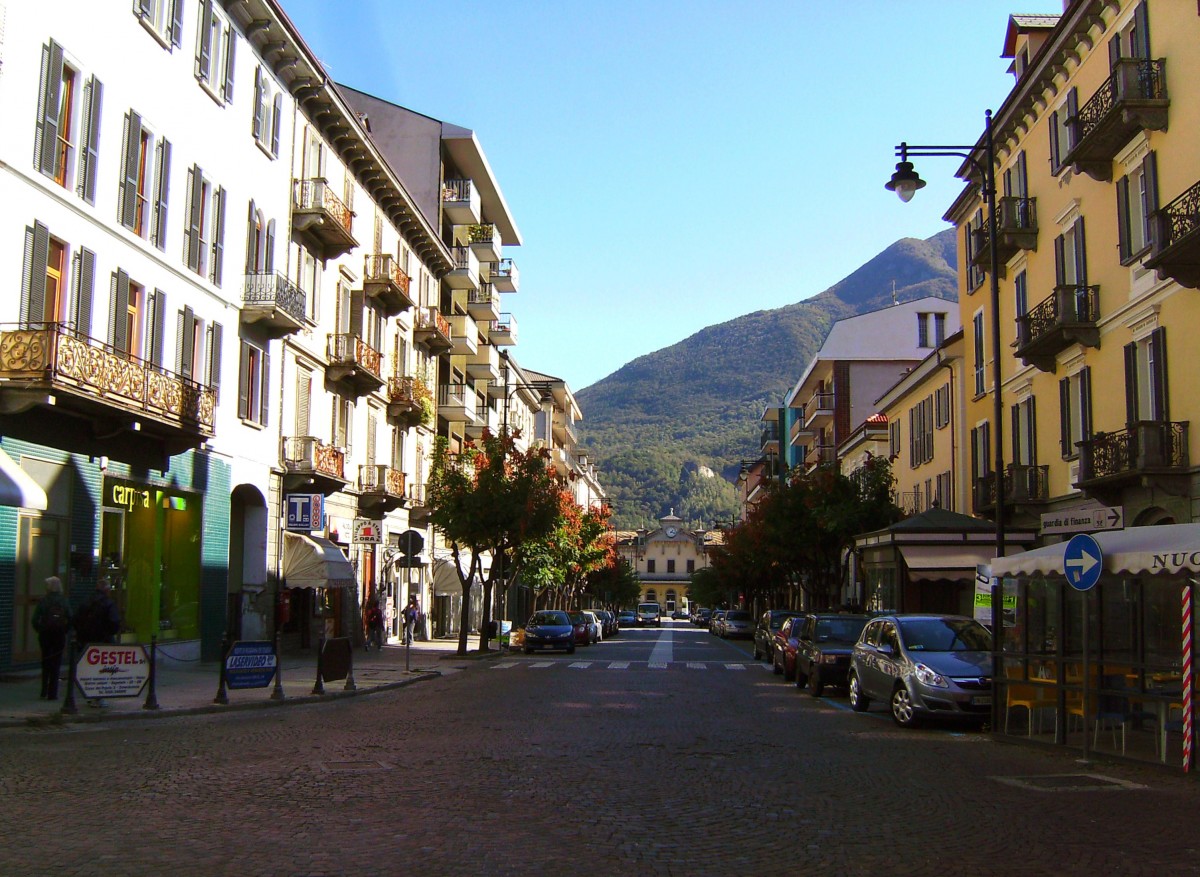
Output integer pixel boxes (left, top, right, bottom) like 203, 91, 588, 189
31, 576, 71, 700
73, 577, 121, 707
364, 595, 383, 651
403, 595, 420, 645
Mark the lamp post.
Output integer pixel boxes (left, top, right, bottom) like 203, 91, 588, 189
887, 110, 1005, 731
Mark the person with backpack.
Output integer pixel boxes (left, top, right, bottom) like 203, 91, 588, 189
363, 595, 384, 651
31, 576, 70, 700
403, 595, 420, 645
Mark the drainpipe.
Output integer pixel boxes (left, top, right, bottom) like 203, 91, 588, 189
937, 349, 957, 509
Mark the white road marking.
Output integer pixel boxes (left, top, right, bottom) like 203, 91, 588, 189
725, 664, 746, 671
687, 662, 707, 669
569, 662, 592, 669
648, 628, 673, 664
492, 662, 519, 669
648, 662, 668, 669
529, 662, 554, 669
608, 662, 630, 669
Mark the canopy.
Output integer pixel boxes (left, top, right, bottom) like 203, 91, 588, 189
991, 524, 1200, 578
0, 447, 48, 510
282, 532, 355, 589
899, 544, 1011, 582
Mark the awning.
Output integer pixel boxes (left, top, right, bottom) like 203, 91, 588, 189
0, 447, 48, 510
899, 544, 1018, 582
991, 524, 1200, 578
282, 532, 355, 589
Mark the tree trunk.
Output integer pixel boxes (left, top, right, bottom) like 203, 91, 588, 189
477, 567, 496, 652
454, 550, 479, 656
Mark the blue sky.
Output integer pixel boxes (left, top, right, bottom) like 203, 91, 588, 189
278, 0, 1047, 392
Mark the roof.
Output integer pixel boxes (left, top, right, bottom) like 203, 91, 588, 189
1002, 13, 1061, 57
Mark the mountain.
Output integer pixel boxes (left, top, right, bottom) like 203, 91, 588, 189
576, 229, 958, 530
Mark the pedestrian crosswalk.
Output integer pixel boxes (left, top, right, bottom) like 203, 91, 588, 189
491, 660, 771, 671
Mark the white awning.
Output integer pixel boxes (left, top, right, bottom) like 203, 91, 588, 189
0, 447, 48, 510
900, 544, 1020, 582
991, 524, 1200, 578
282, 532, 355, 589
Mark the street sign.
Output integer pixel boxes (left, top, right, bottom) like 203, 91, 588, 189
75, 644, 150, 699
1064, 533, 1103, 591
353, 518, 383, 544
1041, 505, 1124, 535
285, 493, 323, 530
224, 641, 278, 690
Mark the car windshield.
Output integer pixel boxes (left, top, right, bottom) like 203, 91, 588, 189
531, 612, 569, 626
814, 617, 867, 643
769, 612, 792, 629
726, 611, 752, 622
898, 618, 991, 652
568, 612, 587, 624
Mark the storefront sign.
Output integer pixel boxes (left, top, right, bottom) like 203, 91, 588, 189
285, 493, 323, 530
75, 644, 150, 699
973, 566, 1016, 627
353, 518, 383, 544
224, 641, 278, 689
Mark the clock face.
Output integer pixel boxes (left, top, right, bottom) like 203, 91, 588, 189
665, 527, 678, 538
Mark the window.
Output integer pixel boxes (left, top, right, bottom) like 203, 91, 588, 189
889, 419, 900, 458
646, 559, 656, 574
135, 0, 184, 48
68, 246, 96, 336
1059, 367, 1092, 458
966, 209, 986, 291
666, 559, 675, 574
1125, 328, 1169, 424
195, 0, 236, 104
934, 383, 951, 429
935, 471, 952, 510
1110, 3, 1152, 62
1011, 398, 1037, 467
206, 323, 223, 396
1055, 218, 1090, 321
970, 422, 991, 510
1049, 87, 1077, 174
973, 311, 986, 397
908, 396, 933, 467
295, 367, 312, 435
1117, 152, 1158, 264
333, 396, 353, 450
297, 246, 320, 320
917, 314, 930, 348
174, 306, 209, 381
1014, 269, 1028, 327
118, 112, 171, 248
252, 66, 283, 157
916, 312, 947, 349
184, 165, 226, 284
238, 340, 269, 426
244, 200, 276, 274
107, 271, 145, 358
366, 407, 379, 466
933, 312, 946, 347
686, 559, 695, 574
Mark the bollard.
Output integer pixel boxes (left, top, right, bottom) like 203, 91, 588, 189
62, 639, 79, 715
213, 633, 230, 705
143, 635, 160, 710
312, 633, 326, 695
405, 636, 411, 673
344, 648, 357, 692
270, 630, 285, 701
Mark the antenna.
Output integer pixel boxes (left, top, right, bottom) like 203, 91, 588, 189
892, 280, 898, 306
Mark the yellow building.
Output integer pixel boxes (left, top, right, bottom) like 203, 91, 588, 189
615, 512, 720, 613
942, 1, 1199, 535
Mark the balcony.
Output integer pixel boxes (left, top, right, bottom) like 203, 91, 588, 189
325, 333, 384, 397
972, 464, 1050, 514
760, 421, 780, 454
467, 342, 501, 383
413, 306, 453, 352
971, 197, 1038, 273
242, 272, 307, 337
438, 382, 477, 423
789, 410, 813, 447
465, 398, 490, 438
1014, 285, 1100, 372
362, 254, 415, 316
467, 223, 503, 264
466, 284, 501, 323
357, 464, 406, 513
0, 323, 214, 464
1147, 179, 1200, 289
442, 178, 481, 225
407, 481, 431, 523
445, 246, 480, 291
1077, 420, 1189, 498
282, 435, 347, 495
1065, 58, 1169, 181
447, 313, 479, 357
805, 443, 836, 467
292, 178, 357, 258
804, 392, 834, 429
490, 313, 518, 347
386, 376, 433, 428
491, 257, 520, 293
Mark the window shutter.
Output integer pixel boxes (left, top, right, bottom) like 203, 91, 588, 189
1059, 378, 1071, 457
1048, 109, 1059, 170
222, 25, 237, 102
1108, 34, 1122, 68
109, 270, 130, 352
1144, 151, 1159, 247
36, 41, 64, 177
259, 350, 270, 426
80, 77, 104, 204
177, 306, 195, 379
266, 219, 276, 272
297, 369, 311, 434
19, 225, 34, 324
196, 0, 213, 81
1116, 175, 1131, 263
149, 289, 166, 367
208, 322, 223, 395
120, 112, 142, 230
1054, 233, 1066, 286
1081, 366, 1093, 442
1065, 88, 1078, 154
24, 222, 51, 324
1016, 151, 1028, 197
245, 199, 257, 273
252, 67, 264, 140
271, 94, 282, 156
970, 427, 979, 485
170, 0, 184, 47
154, 139, 171, 250
1151, 327, 1168, 422
75, 247, 95, 337
237, 342, 250, 420
1124, 341, 1138, 426
186, 165, 203, 271
213, 186, 226, 285
1011, 403, 1021, 463
1073, 216, 1088, 285
1133, 2, 1151, 59
349, 288, 365, 337
367, 408, 377, 465
1029, 398, 1038, 466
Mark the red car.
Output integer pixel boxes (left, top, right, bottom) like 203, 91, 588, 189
772, 615, 805, 681
567, 611, 594, 646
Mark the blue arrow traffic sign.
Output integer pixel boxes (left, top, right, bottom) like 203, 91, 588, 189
1063, 533, 1103, 591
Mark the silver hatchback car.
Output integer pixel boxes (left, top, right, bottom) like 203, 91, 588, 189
848, 614, 993, 727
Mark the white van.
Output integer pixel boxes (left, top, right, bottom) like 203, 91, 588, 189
637, 602, 662, 627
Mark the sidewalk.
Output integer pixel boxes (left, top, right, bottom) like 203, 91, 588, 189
0, 636, 506, 728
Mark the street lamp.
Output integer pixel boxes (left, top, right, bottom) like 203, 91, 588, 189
887, 110, 1006, 731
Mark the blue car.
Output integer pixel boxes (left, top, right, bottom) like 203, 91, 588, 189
523, 610, 577, 654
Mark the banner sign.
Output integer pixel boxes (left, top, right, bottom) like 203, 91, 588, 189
225, 641, 278, 690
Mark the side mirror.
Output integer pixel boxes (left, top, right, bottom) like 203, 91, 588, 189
877, 643, 895, 657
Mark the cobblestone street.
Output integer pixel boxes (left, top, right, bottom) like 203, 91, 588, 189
2, 627, 1198, 876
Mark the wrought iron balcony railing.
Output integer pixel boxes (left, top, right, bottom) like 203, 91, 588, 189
326, 333, 382, 380
1147, 178, 1200, 289
358, 464, 405, 497
1078, 420, 1189, 485
282, 435, 345, 480
1015, 284, 1100, 371
1065, 58, 1168, 180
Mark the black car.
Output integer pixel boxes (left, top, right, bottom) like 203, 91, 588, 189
793, 613, 869, 696
753, 609, 799, 663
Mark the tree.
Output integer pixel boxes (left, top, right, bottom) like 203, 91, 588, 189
584, 553, 641, 610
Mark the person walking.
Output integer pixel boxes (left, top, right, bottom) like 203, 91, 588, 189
363, 595, 384, 651
31, 576, 71, 700
403, 595, 420, 645
73, 577, 121, 707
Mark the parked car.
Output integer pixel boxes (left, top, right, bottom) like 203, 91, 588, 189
581, 610, 603, 643
671, 609, 688, 620
753, 609, 799, 662
523, 610, 576, 654
617, 610, 638, 629
848, 614, 993, 728
793, 613, 869, 696
708, 609, 727, 636
720, 609, 753, 639
594, 609, 617, 637
637, 602, 662, 627
568, 610, 596, 646
694, 608, 711, 627
772, 615, 806, 680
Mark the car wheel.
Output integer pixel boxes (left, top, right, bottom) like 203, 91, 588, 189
794, 665, 807, 689
523, 645, 532, 655
808, 669, 824, 697
752, 643, 761, 661
891, 685, 919, 728
772, 652, 782, 675
783, 659, 795, 682
848, 672, 870, 712
567, 643, 576, 655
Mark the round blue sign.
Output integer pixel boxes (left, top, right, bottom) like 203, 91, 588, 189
1063, 533, 1103, 591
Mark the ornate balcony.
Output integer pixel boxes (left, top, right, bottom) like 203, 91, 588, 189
971, 197, 1038, 274
282, 435, 348, 495
491, 257, 519, 293
447, 313, 479, 357
362, 254, 415, 316
437, 382, 477, 424
1015, 285, 1100, 372
489, 313, 518, 347
1065, 58, 1169, 181
1077, 421, 1189, 499
1147, 178, 1200, 289
386, 376, 433, 428
442, 178, 481, 225
466, 284, 501, 323
242, 272, 307, 337
0, 323, 214, 464
357, 464, 406, 513
292, 178, 357, 258
413, 306, 453, 352
325, 333, 384, 397
972, 464, 1049, 514
467, 223, 503, 264
445, 246, 480, 291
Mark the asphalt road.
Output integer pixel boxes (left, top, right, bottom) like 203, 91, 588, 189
1, 620, 1198, 876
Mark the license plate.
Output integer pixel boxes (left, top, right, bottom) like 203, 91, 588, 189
971, 695, 992, 706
